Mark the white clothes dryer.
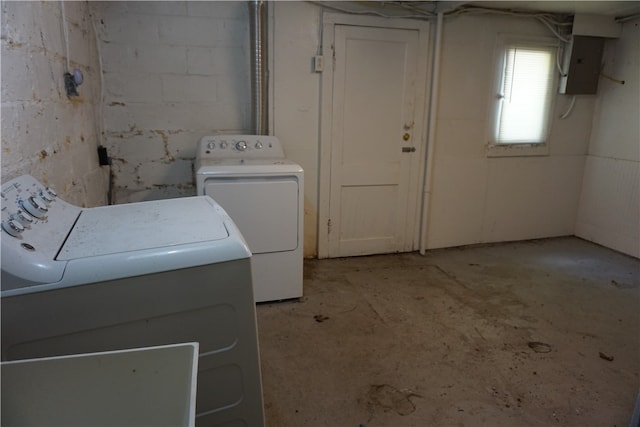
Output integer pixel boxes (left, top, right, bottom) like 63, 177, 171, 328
195, 135, 303, 302
0, 175, 264, 427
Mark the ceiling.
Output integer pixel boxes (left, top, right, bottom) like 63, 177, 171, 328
464, 1, 640, 17
319, 1, 640, 19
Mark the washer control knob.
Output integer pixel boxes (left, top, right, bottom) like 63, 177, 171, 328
20, 196, 48, 219
219, 141, 228, 149
236, 141, 248, 151
255, 141, 263, 149
2, 219, 25, 237
207, 142, 215, 150
12, 210, 34, 227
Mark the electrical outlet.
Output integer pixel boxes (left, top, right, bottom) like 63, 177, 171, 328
313, 55, 324, 73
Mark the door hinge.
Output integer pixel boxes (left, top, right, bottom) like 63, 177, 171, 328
327, 218, 332, 234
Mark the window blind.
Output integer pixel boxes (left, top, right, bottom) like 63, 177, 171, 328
496, 46, 556, 144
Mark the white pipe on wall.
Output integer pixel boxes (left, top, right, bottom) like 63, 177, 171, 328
419, 12, 444, 256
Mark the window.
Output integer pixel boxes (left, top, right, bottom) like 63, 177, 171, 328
488, 36, 559, 156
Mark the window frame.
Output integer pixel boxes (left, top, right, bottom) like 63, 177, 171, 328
486, 34, 561, 158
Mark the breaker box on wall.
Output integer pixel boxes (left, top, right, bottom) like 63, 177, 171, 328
559, 14, 622, 95
559, 35, 605, 95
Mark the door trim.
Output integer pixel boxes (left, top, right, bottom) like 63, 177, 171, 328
317, 13, 431, 258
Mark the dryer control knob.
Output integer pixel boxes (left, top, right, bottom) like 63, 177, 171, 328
255, 142, 263, 149
207, 142, 216, 150
219, 141, 228, 149
236, 141, 248, 151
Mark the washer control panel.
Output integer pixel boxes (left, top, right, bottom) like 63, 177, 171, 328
199, 135, 285, 159
1, 175, 82, 291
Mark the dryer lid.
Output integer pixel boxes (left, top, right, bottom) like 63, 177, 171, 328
196, 159, 304, 176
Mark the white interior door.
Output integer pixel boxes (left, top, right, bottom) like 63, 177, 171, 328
325, 22, 428, 258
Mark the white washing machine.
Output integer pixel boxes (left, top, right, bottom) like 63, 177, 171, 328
0, 175, 265, 427
195, 135, 303, 303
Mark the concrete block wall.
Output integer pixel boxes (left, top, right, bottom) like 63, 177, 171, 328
576, 18, 640, 258
90, 1, 251, 203
1, 1, 106, 207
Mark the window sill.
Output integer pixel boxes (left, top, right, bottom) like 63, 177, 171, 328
486, 142, 549, 158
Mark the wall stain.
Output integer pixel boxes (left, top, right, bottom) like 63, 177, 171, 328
111, 157, 128, 165
68, 96, 85, 106
1, 35, 24, 48
109, 101, 126, 106
112, 128, 142, 139
125, 125, 143, 136
152, 130, 175, 163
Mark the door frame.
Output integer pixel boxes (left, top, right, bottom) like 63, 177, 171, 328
317, 13, 431, 258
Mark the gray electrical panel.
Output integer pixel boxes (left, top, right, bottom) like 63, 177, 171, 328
559, 35, 605, 95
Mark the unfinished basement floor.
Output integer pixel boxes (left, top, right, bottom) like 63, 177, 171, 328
256, 237, 640, 427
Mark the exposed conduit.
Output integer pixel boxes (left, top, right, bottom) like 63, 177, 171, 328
248, 0, 269, 135
419, 12, 444, 256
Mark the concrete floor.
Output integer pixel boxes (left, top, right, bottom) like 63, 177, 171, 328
256, 237, 640, 427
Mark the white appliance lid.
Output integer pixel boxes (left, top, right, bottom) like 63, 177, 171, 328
198, 158, 301, 166
196, 159, 304, 176
58, 197, 229, 260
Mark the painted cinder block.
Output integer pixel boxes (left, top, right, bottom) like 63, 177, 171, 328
1, 2, 39, 48
161, 74, 218, 103
186, 2, 247, 20
38, 3, 66, 57
112, 157, 193, 194
139, 45, 189, 75
1, 1, 106, 207
187, 47, 250, 95
67, 19, 97, 67
104, 133, 168, 163
104, 73, 162, 104
96, 14, 162, 45
136, 158, 193, 186
0, 49, 32, 102
125, 1, 188, 17
100, 43, 187, 75
91, 0, 252, 203
158, 16, 219, 47
30, 50, 67, 101
164, 131, 199, 159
